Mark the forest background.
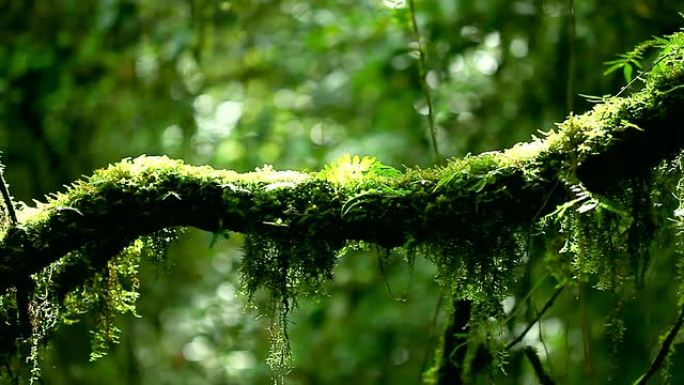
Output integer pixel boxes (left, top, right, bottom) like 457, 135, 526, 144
1, 1, 684, 384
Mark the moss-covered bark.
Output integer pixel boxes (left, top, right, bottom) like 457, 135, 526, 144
1, 49, 684, 294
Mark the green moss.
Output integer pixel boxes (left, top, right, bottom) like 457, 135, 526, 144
61, 239, 144, 360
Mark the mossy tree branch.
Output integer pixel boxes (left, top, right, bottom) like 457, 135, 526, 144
0, 54, 684, 296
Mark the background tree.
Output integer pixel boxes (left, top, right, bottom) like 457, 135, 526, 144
1, 1, 684, 384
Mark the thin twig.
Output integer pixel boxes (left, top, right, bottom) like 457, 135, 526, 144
537, 311, 553, 378
504, 272, 551, 324
580, 284, 596, 384
407, 0, 441, 163
417, 291, 444, 384
615, 53, 671, 97
16, 281, 33, 339
633, 303, 684, 385
378, 251, 395, 298
524, 181, 561, 263
0, 168, 17, 226
0, 161, 32, 346
524, 346, 556, 385
565, 0, 576, 113
506, 286, 565, 350
521, 180, 560, 290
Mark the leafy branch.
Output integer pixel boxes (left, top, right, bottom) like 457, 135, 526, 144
603, 35, 671, 96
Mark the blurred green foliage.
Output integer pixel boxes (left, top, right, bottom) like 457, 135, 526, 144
1, 0, 684, 384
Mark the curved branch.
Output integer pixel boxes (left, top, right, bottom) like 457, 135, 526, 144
0, 153, 558, 295
524, 346, 556, 385
633, 304, 684, 385
0, 42, 683, 296
506, 286, 565, 350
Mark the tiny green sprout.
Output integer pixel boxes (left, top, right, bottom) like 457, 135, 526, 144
323, 154, 378, 184
322, 154, 401, 184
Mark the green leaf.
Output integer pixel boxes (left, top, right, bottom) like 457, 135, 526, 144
623, 64, 633, 83
603, 61, 624, 76
577, 200, 597, 214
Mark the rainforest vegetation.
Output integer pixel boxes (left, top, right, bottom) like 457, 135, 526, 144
2, 1, 684, 385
